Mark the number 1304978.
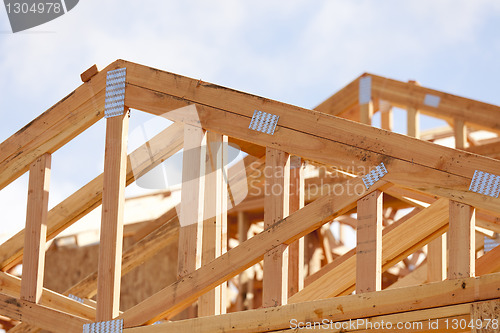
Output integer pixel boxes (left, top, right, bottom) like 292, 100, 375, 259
5, 2, 62, 14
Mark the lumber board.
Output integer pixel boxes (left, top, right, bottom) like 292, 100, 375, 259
263, 147, 290, 307
20, 154, 51, 303
96, 113, 129, 321
427, 234, 447, 282
9, 215, 180, 333
0, 60, 124, 191
122, 273, 500, 332
117, 177, 387, 327
407, 107, 420, 138
124, 83, 500, 215
356, 190, 382, 293
466, 140, 500, 160
288, 156, 304, 297
0, 272, 95, 320
359, 102, 373, 125
313, 76, 360, 117
369, 73, 500, 133
177, 124, 206, 278
80, 64, 98, 82
449, 201, 475, 279
476, 238, 500, 276
122, 61, 500, 179
0, 292, 90, 333
199, 132, 224, 316
0, 122, 184, 271
289, 198, 449, 303
454, 119, 468, 149
305, 207, 422, 286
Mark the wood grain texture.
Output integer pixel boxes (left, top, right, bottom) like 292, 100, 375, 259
263, 148, 290, 307
20, 154, 51, 303
356, 190, 382, 293
449, 201, 475, 279
96, 113, 129, 321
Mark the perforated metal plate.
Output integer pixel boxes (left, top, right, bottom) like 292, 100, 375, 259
359, 76, 372, 105
423, 94, 440, 108
469, 170, 500, 198
83, 319, 123, 333
104, 68, 126, 118
362, 163, 387, 189
249, 110, 279, 135
68, 294, 84, 303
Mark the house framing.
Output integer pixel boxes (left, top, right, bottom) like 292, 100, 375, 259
0, 59, 499, 332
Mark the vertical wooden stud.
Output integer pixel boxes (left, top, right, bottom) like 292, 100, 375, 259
380, 101, 393, 131
96, 112, 129, 321
236, 211, 251, 311
20, 153, 51, 303
199, 132, 223, 317
360, 102, 373, 125
454, 118, 468, 149
427, 234, 447, 282
263, 147, 290, 307
178, 124, 206, 279
407, 107, 420, 138
220, 135, 228, 314
288, 156, 305, 297
449, 200, 475, 279
356, 190, 383, 293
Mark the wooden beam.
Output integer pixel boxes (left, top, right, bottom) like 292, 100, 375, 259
407, 107, 420, 138
289, 199, 449, 303
356, 190, 383, 293
449, 201, 476, 279
0, 292, 90, 333
199, 132, 224, 317
178, 124, 206, 279
454, 118, 468, 149
288, 156, 304, 297
313, 77, 360, 117
117, 177, 387, 327
379, 102, 393, 131
427, 234, 447, 282
236, 211, 251, 311
0, 272, 95, 320
368, 73, 500, 134
263, 148, 290, 307
124, 84, 500, 215
96, 112, 129, 321
80, 64, 98, 83
20, 153, 51, 303
306, 207, 422, 287
0, 122, 184, 272
122, 273, 500, 333
0, 61, 124, 191
360, 102, 373, 125
476, 241, 500, 275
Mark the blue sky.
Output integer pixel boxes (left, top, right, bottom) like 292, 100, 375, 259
1, 0, 500, 239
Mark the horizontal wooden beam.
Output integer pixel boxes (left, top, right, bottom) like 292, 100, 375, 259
0, 292, 90, 333
369, 73, 500, 133
0, 122, 184, 271
117, 177, 387, 327
124, 83, 500, 215
122, 273, 500, 332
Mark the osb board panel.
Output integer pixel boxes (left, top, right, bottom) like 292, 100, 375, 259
43, 236, 178, 311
